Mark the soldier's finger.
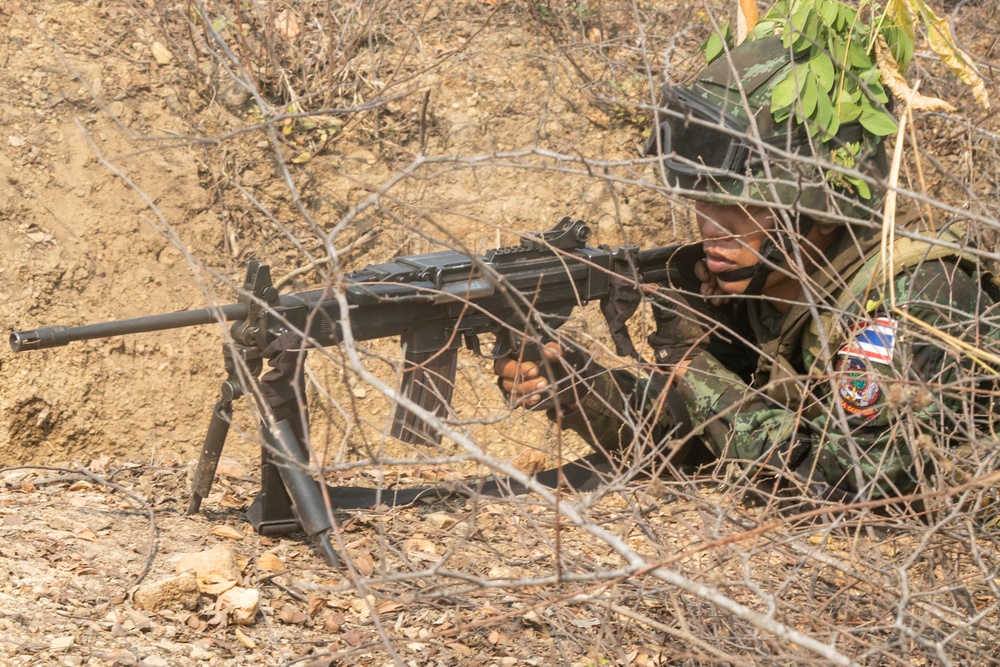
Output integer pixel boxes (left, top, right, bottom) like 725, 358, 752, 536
494, 356, 539, 380
540, 341, 563, 360
694, 259, 710, 283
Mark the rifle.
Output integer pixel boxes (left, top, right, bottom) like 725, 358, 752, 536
10, 217, 688, 565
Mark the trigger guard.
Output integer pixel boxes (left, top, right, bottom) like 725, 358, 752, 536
463, 332, 517, 360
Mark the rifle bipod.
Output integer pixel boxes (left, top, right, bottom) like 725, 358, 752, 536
186, 390, 338, 566
184, 263, 340, 567
185, 345, 340, 567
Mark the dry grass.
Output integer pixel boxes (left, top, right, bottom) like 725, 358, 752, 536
6, 0, 1000, 665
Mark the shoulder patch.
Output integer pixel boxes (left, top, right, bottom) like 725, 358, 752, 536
836, 357, 882, 420
839, 317, 898, 364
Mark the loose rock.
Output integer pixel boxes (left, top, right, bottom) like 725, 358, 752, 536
132, 572, 200, 612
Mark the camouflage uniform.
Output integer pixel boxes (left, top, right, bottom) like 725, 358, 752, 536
558, 213, 999, 498
546, 34, 1000, 499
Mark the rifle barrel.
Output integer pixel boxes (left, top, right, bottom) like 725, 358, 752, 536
10, 303, 248, 352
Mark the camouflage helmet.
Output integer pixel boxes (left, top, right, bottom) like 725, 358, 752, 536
645, 36, 889, 224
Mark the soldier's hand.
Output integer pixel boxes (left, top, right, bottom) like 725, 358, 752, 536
647, 263, 722, 367
494, 341, 570, 409
695, 259, 725, 306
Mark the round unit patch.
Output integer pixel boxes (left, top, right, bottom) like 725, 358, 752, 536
837, 356, 881, 420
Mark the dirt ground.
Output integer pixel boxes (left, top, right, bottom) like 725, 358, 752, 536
3, 1, 1000, 666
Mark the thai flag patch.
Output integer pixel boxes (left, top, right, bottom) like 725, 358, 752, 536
839, 317, 898, 365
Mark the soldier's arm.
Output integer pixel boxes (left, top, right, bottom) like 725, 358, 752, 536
664, 258, 998, 498
808, 258, 1000, 496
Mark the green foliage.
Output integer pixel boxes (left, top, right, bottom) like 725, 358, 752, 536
828, 142, 871, 198
749, 0, 899, 144
534, 1, 599, 24
700, 0, 920, 199
701, 23, 733, 63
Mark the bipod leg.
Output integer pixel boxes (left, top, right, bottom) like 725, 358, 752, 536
261, 420, 340, 567
187, 347, 245, 516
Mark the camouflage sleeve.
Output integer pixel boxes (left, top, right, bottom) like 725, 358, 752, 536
547, 360, 702, 460
666, 258, 998, 498
663, 352, 805, 461
807, 259, 999, 497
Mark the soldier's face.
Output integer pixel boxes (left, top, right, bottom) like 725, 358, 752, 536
696, 201, 775, 294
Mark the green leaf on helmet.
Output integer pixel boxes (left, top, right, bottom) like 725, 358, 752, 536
837, 3, 858, 30
816, 88, 840, 140
702, 24, 733, 64
790, 2, 813, 34
827, 34, 846, 66
771, 69, 801, 112
820, 0, 839, 27
868, 78, 889, 103
801, 72, 819, 118
882, 25, 914, 73
859, 107, 898, 136
848, 41, 873, 69
840, 101, 863, 122
789, 3, 817, 51
846, 174, 872, 199
842, 80, 862, 104
810, 49, 837, 91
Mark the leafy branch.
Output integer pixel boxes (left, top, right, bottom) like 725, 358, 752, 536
702, 0, 990, 198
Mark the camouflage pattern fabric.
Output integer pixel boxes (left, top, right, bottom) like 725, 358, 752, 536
555, 215, 1000, 500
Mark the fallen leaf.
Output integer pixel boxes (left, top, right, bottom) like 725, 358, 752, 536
210, 525, 244, 540
74, 527, 99, 542
257, 552, 285, 572
375, 600, 402, 615
217, 457, 248, 478
150, 41, 173, 65
274, 9, 302, 40
307, 596, 327, 616
350, 596, 373, 620
425, 512, 458, 530
343, 630, 364, 647
235, 626, 255, 649
350, 552, 375, 577
404, 538, 436, 557
446, 642, 474, 655
198, 573, 237, 596
278, 606, 308, 625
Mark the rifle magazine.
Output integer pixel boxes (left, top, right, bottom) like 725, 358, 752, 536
390, 347, 458, 446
